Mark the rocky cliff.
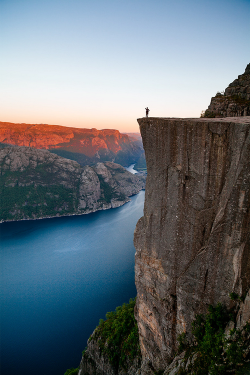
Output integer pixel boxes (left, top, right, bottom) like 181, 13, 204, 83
75, 116, 250, 375
0, 146, 145, 222
78, 299, 141, 375
134, 116, 250, 372
0, 122, 143, 167
204, 63, 250, 118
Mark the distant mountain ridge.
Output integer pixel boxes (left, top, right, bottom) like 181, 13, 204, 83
0, 122, 144, 167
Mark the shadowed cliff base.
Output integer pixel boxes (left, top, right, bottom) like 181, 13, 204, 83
134, 116, 250, 372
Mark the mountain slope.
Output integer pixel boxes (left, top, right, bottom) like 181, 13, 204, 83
0, 146, 145, 222
204, 63, 250, 117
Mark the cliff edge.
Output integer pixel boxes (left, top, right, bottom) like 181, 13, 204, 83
134, 116, 250, 371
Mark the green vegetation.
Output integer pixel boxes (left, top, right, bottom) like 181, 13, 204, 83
97, 174, 113, 203
176, 303, 250, 375
64, 299, 250, 375
97, 174, 126, 203
0, 183, 76, 221
0, 166, 77, 221
229, 94, 250, 107
0, 156, 136, 221
230, 292, 240, 301
190, 304, 231, 374
50, 149, 93, 167
215, 91, 225, 97
203, 110, 216, 118
64, 367, 79, 375
203, 92, 250, 118
211, 93, 250, 107
51, 148, 142, 168
230, 292, 245, 302
83, 298, 141, 372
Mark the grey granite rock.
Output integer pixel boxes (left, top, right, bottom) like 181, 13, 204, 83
163, 352, 186, 375
236, 289, 250, 329
134, 116, 250, 371
78, 330, 141, 375
204, 63, 250, 118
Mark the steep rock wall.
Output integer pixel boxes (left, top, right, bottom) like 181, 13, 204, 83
134, 116, 250, 371
204, 63, 250, 117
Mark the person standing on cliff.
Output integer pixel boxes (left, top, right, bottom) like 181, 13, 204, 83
145, 107, 150, 117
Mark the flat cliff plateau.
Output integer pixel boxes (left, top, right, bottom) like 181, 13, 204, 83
0, 122, 143, 167
0, 146, 145, 222
134, 116, 250, 371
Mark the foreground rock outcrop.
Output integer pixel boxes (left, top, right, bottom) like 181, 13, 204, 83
78, 299, 141, 375
204, 63, 250, 117
0, 146, 145, 222
0, 122, 144, 167
134, 116, 250, 371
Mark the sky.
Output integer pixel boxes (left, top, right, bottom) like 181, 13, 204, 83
0, 0, 250, 133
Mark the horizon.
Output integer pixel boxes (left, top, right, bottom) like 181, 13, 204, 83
1, 0, 250, 133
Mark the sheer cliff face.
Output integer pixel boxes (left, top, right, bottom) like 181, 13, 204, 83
134, 117, 250, 370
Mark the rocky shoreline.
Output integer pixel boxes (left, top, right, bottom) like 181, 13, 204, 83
0, 196, 133, 224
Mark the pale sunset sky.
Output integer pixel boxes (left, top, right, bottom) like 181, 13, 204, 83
1, 0, 250, 132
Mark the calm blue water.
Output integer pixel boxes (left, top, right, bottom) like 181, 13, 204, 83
0, 191, 145, 375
